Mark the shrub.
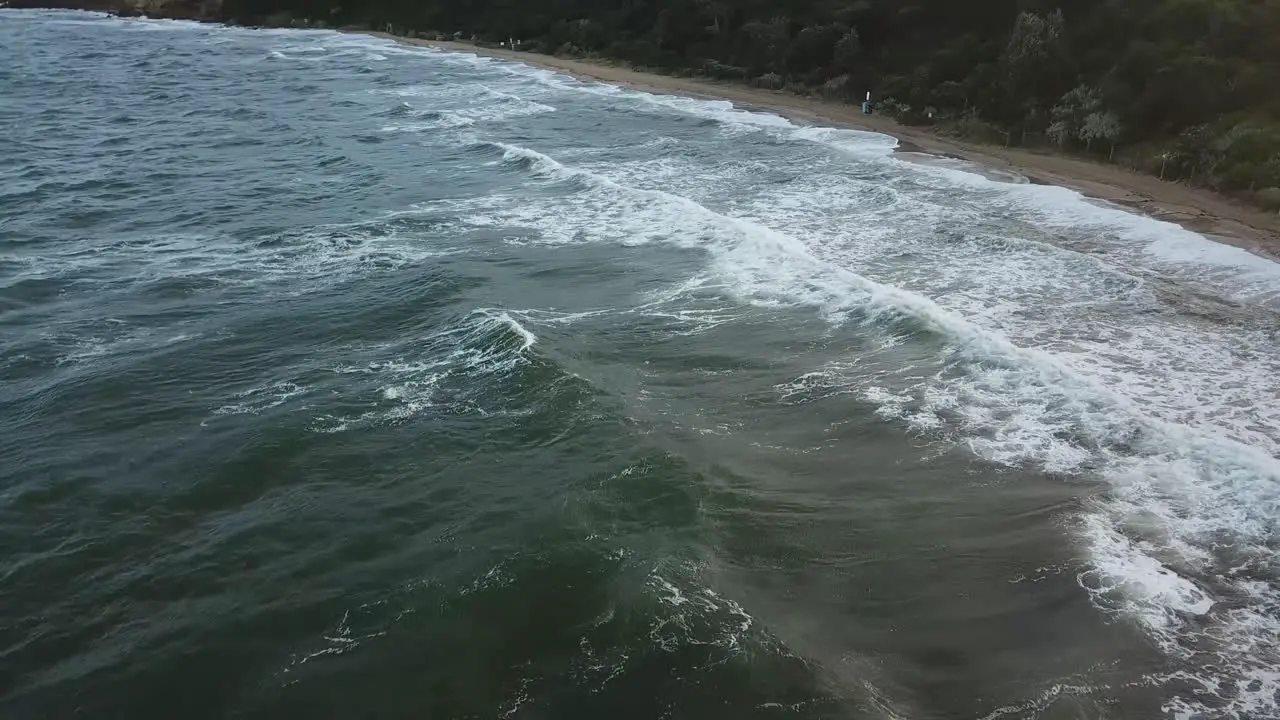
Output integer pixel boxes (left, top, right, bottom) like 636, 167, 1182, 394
1256, 187, 1280, 212
822, 74, 852, 99
703, 60, 747, 80
751, 73, 785, 90
947, 112, 1007, 144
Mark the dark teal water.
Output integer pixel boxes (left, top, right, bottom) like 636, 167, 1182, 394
4, 11, 1280, 719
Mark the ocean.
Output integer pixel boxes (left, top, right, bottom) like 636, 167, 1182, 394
2, 10, 1279, 719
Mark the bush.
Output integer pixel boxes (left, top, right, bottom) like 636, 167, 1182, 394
1128, 150, 1169, 178
703, 60, 747, 80
822, 74, 852, 99
876, 98, 909, 118
946, 112, 1007, 144
1256, 187, 1280, 212
751, 73, 785, 90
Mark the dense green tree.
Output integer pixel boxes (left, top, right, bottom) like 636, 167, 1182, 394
1048, 85, 1103, 148
831, 26, 860, 76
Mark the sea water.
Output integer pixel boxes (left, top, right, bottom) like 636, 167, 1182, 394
2, 10, 1279, 719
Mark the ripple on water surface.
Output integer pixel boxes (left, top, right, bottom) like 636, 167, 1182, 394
3, 9, 1280, 720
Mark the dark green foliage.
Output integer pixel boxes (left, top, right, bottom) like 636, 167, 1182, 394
217, 0, 1280, 204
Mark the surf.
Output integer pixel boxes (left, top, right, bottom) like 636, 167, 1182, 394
464, 137, 1280, 715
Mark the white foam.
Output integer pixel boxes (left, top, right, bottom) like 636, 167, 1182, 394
45, 325, 201, 367
647, 570, 755, 654
1145, 230, 1280, 272
627, 92, 796, 132
283, 607, 390, 673
210, 381, 309, 417
879, 160, 1280, 306
23, 21, 1276, 707
380, 113, 474, 132
791, 125, 900, 155
440, 46, 1280, 308
410, 46, 886, 145
23, 218, 456, 300
977, 681, 1113, 720
459, 138, 1280, 715
511, 308, 614, 325
384, 82, 555, 126
308, 309, 538, 432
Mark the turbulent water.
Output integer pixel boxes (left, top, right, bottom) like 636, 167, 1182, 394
3, 10, 1280, 719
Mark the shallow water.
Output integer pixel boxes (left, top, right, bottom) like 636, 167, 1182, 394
2, 11, 1279, 719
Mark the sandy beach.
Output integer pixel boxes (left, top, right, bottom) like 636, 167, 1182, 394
378, 34, 1280, 261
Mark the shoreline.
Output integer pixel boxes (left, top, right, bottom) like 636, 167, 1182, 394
6, 7, 1278, 260
376, 33, 1280, 262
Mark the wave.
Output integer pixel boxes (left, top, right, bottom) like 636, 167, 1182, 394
451, 48, 1280, 311
381, 82, 554, 130
463, 308, 538, 357
210, 380, 309, 418
887, 162, 1280, 308
309, 308, 539, 432
263, 49, 316, 61
373, 102, 416, 118
10, 17, 1278, 712
380, 113, 473, 133
213, 307, 541, 432
462, 139, 1280, 716
469, 52, 899, 153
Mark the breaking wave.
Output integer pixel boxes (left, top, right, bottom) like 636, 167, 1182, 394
461, 138, 1280, 718
7, 12, 1280, 717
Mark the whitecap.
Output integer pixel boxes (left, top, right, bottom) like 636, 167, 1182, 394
452, 140, 1280, 714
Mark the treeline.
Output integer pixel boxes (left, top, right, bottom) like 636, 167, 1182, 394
219, 0, 1280, 207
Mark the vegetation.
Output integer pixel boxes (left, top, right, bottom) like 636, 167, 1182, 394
194, 0, 1280, 205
